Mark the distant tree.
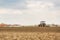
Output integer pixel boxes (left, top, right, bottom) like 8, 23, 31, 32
0, 23, 7, 27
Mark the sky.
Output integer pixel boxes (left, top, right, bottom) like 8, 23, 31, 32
0, 0, 60, 25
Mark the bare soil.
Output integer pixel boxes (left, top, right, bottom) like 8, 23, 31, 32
0, 27, 60, 40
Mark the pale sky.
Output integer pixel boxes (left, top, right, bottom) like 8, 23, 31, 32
0, 0, 60, 25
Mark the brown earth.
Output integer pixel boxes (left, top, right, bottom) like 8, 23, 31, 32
0, 27, 60, 40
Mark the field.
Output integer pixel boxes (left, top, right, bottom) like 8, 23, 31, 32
0, 27, 60, 40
